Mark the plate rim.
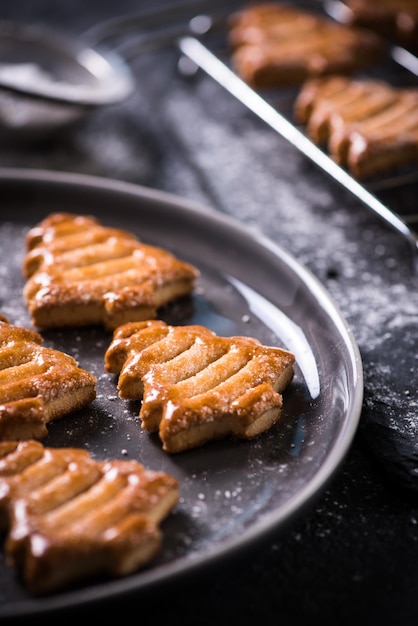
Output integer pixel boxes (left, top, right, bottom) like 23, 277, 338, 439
0, 166, 364, 617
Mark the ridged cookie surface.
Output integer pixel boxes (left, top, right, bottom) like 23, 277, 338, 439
228, 2, 383, 87
294, 75, 418, 179
105, 320, 295, 453
0, 317, 96, 441
23, 212, 199, 330
0, 440, 179, 595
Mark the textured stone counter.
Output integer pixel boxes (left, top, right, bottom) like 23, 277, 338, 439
1, 1, 418, 624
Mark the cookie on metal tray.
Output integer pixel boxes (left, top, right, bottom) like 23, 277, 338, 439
294, 75, 418, 179
343, 0, 418, 52
227, 2, 384, 87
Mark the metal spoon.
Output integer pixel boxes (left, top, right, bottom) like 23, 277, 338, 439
0, 19, 134, 140
0, 0, 227, 140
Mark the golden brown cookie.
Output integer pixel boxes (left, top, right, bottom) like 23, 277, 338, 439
294, 75, 418, 179
105, 320, 295, 453
0, 440, 179, 595
0, 318, 96, 441
23, 212, 199, 330
227, 2, 384, 87
343, 0, 418, 51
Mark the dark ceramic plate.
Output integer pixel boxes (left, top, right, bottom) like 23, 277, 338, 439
0, 168, 363, 618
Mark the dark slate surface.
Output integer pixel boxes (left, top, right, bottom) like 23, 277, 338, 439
1, 1, 418, 624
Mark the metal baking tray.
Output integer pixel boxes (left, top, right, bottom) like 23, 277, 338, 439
79, 0, 418, 254
174, 1, 418, 256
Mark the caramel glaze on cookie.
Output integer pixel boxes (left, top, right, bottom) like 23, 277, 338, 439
105, 320, 295, 454
23, 212, 199, 330
294, 75, 418, 179
0, 440, 179, 595
0, 317, 96, 441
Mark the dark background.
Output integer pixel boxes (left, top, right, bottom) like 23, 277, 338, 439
1, 1, 418, 624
